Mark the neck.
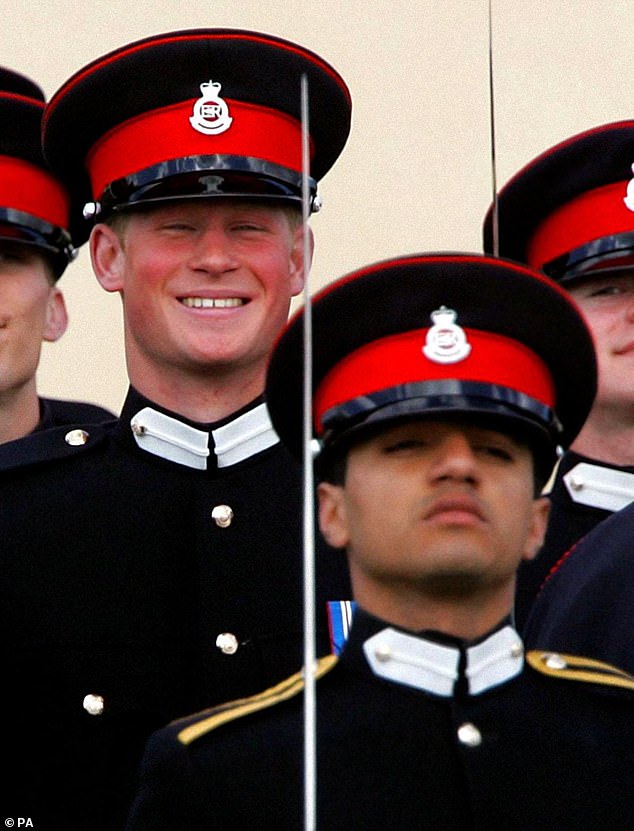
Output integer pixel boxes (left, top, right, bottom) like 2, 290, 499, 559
571, 408, 634, 466
353, 578, 515, 642
127, 361, 266, 423
0, 382, 41, 443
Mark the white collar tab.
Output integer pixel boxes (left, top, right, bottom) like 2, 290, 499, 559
212, 403, 279, 468
130, 403, 279, 470
563, 462, 634, 512
363, 625, 523, 697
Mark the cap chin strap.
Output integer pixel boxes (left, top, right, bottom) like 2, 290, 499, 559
84, 154, 320, 218
543, 230, 634, 283
320, 380, 561, 444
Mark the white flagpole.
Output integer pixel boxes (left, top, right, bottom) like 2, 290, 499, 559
488, 0, 500, 257
300, 73, 317, 831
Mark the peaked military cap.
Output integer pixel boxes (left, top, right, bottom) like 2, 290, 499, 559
42, 28, 352, 245
0, 67, 75, 278
266, 253, 596, 473
483, 121, 634, 284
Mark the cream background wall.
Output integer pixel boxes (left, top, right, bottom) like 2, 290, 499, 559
1, 1, 631, 413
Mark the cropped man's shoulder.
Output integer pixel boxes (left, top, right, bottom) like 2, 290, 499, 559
0, 423, 110, 473
172, 655, 339, 748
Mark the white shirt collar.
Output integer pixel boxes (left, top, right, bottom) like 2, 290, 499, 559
363, 625, 524, 697
129, 403, 279, 470
563, 461, 634, 512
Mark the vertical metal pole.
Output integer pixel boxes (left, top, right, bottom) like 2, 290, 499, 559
488, 0, 500, 257
300, 73, 317, 831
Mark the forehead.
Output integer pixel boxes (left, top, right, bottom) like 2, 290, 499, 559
125, 198, 297, 224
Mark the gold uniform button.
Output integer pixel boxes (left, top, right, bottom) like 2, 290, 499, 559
83, 693, 105, 716
212, 504, 234, 528
457, 722, 482, 748
216, 632, 239, 655
65, 429, 90, 446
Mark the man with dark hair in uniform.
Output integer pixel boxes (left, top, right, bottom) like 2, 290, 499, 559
126, 253, 634, 831
483, 121, 634, 625
0, 30, 351, 830
0, 66, 113, 443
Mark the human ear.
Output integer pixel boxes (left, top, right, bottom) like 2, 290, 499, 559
317, 481, 350, 550
288, 224, 313, 297
522, 496, 550, 562
90, 223, 126, 293
42, 287, 68, 343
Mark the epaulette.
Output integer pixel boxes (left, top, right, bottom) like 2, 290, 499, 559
177, 654, 339, 746
527, 650, 634, 692
0, 423, 109, 472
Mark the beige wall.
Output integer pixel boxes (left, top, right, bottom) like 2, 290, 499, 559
1, 1, 631, 413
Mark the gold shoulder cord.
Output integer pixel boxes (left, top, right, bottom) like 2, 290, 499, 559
527, 650, 634, 692
176, 654, 338, 746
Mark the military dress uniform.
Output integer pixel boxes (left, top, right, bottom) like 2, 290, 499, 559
0, 30, 352, 831
37, 396, 114, 428
0, 387, 350, 829
126, 607, 634, 831
522, 498, 634, 676
483, 121, 634, 626
514, 450, 634, 624
126, 253, 621, 830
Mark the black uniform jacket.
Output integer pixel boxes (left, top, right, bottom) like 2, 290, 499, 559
39, 396, 115, 429
0, 387, 351, 831
126, 608, 634, 831
515, 449, 634, 627
524, 495, 634, 675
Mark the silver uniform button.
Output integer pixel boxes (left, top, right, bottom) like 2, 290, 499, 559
510, 641, 523, 659
65, 429, 90, 447
374, 643, 392, 663
457, 722, 482, 748
216, 632, 239, 655
543, 652, 568, 670
212, 504, 234, 528
83, 693, 105, 716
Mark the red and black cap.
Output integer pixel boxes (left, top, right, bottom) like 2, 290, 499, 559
483, 121, 634, 285
0, 67, 74, 279
266, 253, 596, 472
42, 28, 352, 245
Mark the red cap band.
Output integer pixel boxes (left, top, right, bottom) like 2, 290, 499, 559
527, 180, 634, 268
86, 97, 307, 198
314, 327, 555, 435
0, 156, 69, 228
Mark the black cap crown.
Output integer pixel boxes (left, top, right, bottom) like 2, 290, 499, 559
0, 67, 74, 278
483, 121, 634, 284
43, 29, 352, 245
266, 253, 596, 474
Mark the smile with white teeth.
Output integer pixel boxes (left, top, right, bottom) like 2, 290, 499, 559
180, 297, 245, 308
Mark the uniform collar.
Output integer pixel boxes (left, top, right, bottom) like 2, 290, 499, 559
350, 610, 523, 697
118, 387, 280, 470
557, 450, 634, 512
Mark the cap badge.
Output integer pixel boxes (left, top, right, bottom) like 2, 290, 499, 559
624, 163, 634, 212
189, 80, 233, 136
422, 306, 472, 364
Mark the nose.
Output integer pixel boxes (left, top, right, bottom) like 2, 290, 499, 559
428, 430, 479, 484
187, 227, 239, 275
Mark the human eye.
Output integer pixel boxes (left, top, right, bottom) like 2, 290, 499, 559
382, 433, 429, 454
585, 283, 623, 298
0, 247, 29, 266
472, 439, 517, 463
230, 218, 268, 233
